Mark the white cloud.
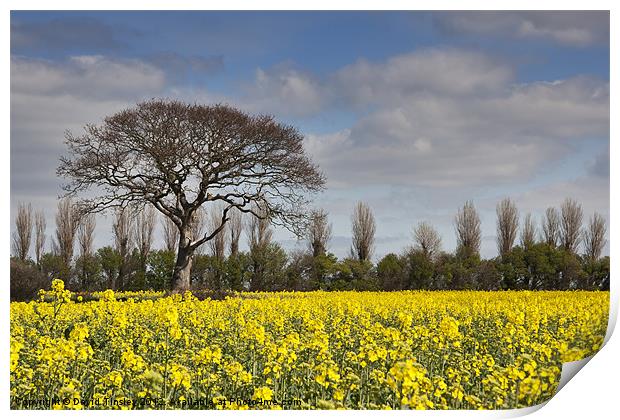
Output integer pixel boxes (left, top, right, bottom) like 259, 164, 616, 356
231, 49, 514, 117
517, 21, 594, 46
436, 11, 609, 47
240, 64, 327, 116
11, 55, 166, 100
305, 71, 608, 188
333, 49, 513, 104
245, 49, 609, 191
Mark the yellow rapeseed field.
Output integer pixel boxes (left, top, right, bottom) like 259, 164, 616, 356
10, 280, 609, 410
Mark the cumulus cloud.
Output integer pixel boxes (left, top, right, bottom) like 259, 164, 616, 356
305, 74, 608, 188
480, 77, 609, 139
238, 64, 327, 116
11, 55, 166, 100
9, 54, 223, 198
238, 48, 608, 190
333, 49, 513, 104
239, 49, 514, 116
10, 54, 169, 220
10, 55, 169, 161
435, 11, 609, 47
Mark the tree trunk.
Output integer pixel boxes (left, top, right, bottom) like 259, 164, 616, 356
172, 247, 193, 290
171, 227, 194, 291
117, 262, 125, 291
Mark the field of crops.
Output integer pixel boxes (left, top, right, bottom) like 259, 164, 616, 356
10, 280, 609, 410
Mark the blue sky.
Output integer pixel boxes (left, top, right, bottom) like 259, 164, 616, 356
10, 11, 610, 259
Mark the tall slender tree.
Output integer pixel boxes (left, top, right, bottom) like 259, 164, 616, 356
112, 207, 133, 290
77, 214, 96, 258
454, 200, 481, 259
135, 206, 156, 289
135, 205, 156, 263
584, 213, 606, 261
34, 210, 46, 267
308, 209, 332, 257
560, 198, 583, 253
248, 208, 273, 252
496, 198, 519, 257
77, 213, 96, 289
520, 213, 537, 250
53, 198, 81, 269
208, 204, 227, 260
228, 208, 243, 258
162, 217, 178, 253
541, 207, 560, 247
12, 202, 33, 261
351, 201, 376, 261
247, 206, 274, 291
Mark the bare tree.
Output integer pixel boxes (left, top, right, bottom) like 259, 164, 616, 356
496, 198, 519, 257
520, 213, 537, 249
247, 207, 274, 291
135, 205, 157, 262
77, 213, 96, 289
53, 198, 81, 268
541, 207, 560, 247
307, 209, 332, 257
77, 214, 96, 258
560, 198, 583, 253
248, 207, 273, 252
12, 202, 33, 261
58, 100, 325, 290
34, 210, 46, 266
351, 201, 376, 261
584, 213, 606, 261
454, 200, 481, 259
413, 221, 442, 260
162, 217, 179, 253
228, 207, 243, 257
113, 207, 133, 290
190, 207, 207, 243
207, 205, 227, 260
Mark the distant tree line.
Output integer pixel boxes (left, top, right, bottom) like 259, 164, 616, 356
378, 198, 608, 292
10, 196, 608, 300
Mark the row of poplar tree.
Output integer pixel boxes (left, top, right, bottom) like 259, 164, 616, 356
10, 197, 609, 300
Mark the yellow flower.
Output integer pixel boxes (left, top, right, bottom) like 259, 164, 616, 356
69, 323, 89, 341
101, 289, 115, 302
105, 371, 123, 388
252, 386, 273, 401
333, 389, 345, 401
9, 286, 609, 410
51, 279, 64, 292
170, 363, 191, 390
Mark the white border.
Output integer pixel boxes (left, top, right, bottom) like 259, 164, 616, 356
3, 2, 616, 419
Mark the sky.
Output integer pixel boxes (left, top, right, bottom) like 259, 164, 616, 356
10, 11, 610, 260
